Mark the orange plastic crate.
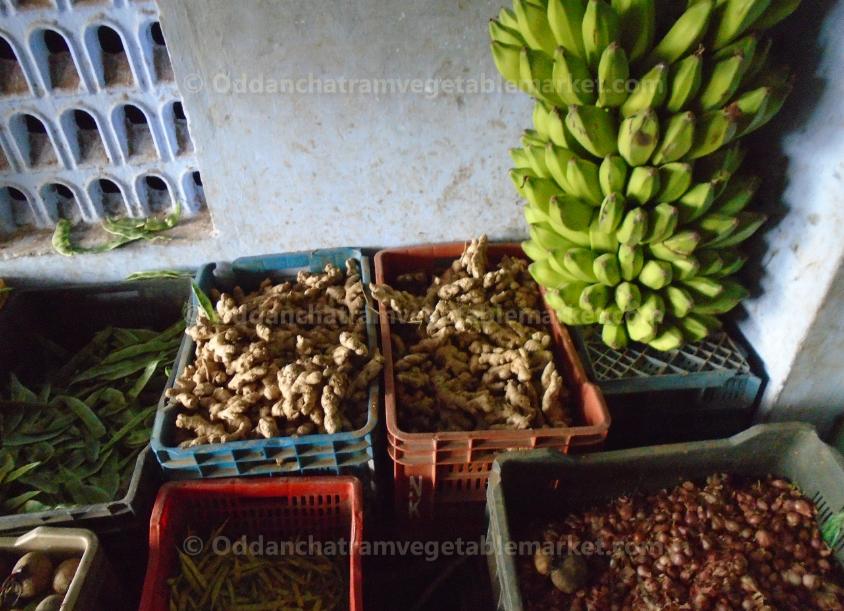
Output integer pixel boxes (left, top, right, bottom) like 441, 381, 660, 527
139, 477, 363, 611
375, 242, 611, 522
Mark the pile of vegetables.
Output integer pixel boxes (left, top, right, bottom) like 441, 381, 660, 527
519, 474, 844, 609
169, 524, 347, 611
0, 320, 184, 514
0, 551, 81, 610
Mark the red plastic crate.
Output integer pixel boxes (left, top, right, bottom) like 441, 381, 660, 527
375, 243, 611, 522
139, 477, 363, 611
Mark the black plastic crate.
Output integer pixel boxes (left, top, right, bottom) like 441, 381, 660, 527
0, 278, 189, 534
487, 423, 844, 610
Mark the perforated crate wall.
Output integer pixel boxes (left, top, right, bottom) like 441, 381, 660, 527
572, 327, 763, 404
0, 0, 203, 236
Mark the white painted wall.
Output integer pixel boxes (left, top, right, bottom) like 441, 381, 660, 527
737, 0, 844, 434
1, 0, 843, 430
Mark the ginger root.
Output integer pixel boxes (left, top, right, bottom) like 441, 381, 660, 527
371, 236, 571, 433
167, 260, 382, 447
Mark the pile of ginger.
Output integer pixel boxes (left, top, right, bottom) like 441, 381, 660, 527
371, 236, 571, 433
166, 259, 383, 447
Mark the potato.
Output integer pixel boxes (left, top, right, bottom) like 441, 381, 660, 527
52, 558, 80, 595
11, 552, 53, 599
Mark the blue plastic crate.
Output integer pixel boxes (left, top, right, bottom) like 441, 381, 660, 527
571, 326, 763, 409
150, 248, 380, 480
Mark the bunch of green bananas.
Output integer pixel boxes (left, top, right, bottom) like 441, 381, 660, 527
490, 0, 799, 351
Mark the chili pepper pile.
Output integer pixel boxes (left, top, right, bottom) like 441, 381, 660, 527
169, 525, 347, 611
0, 320, 184, 514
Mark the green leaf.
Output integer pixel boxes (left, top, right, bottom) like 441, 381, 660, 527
22, 499, 54, 513
822, 511, 844, 548
191, 282, 220, 323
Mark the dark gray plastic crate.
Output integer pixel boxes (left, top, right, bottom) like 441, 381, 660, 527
0, 279, 189, 534
487, 423, 844, 611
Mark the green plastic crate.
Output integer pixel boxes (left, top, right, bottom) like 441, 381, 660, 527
486, 423, 844, 611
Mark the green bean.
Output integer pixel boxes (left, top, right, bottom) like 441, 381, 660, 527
58, 396, 107, 438
191, 282, 220, 323
127, 270, 193, 281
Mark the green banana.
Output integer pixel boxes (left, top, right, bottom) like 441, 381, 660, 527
489, 19, 525, 47
751, 0, 801, 30
530, 223, 575, 251
686, 105, 741, 160
523, 176, 559, 215
645, 0, 714, 67
699, 213, 740, 244
532, 102, 553, 138
598, 192, 627, 233
649, 325, 684, 351
626, 166, 661, 206
616, 206, 649, 245
529, 259, 571, 289
627, 310, 658, 343
514, 0, 558, 55
615, 281, 642, 312
740, 73, 793, 136
602, 322, 629, 349
671, 255, 701, 281
498, 7, 521, 31
679, 312, 722, 340
598, 304, 624, 326
547, 0, 587, 58
525, 205, 545, 226
593, 252, 622, 286
639, 291, 666, 324
612, 0, 655, 62
523, 144, 552, 177
510, 147, 531, 170
599, 155, 629, 196
696, 250, 725, 276
639, 260, 674, 290
618, 111, 660, 167
547, 195, 595, 247
545, 142, 577, 191
683, 276, 726, 298
621, 63, 668, 118
714, 250, 747, 276
696, 144, 746, 183
677, 181, 717, 222
744, 36, 772, 82
705, 211, 767, 248
666, 48, 704, 113
734, 86, 771, 134
582, 0, 620, 69
618, 243, 645, 281
521, 129, 547, 147
665, 285, 696, 318
644, 202, 680, 244
521, 47, 564, 105
580, 283, 611, 311
567, 157, 604, 205
653, 112, 696, 165
663, 230, 702, 256
711, 0, 772, 50
564, 248, 600, 282
491, 41, 524, 86
566, 105, 619, 157
690, 279, 749, 313
521, 239, 549, 262
597, 43, 630, 108
555, 281, 591, 306
698, 51, 746, 111
713, 32, 758, 68
589, 216, 620, 252
656, 162, 694, 202
552, 47, 596, 105
510, 168, 534, 197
